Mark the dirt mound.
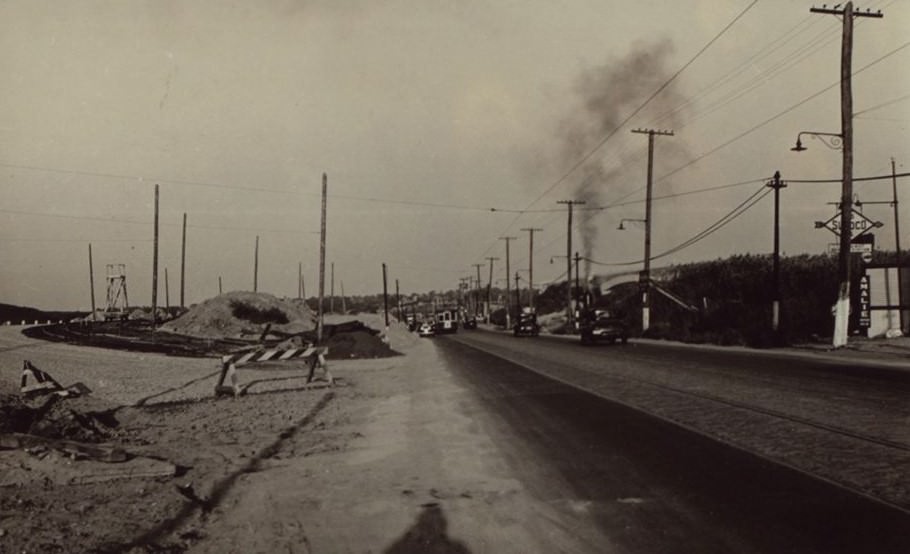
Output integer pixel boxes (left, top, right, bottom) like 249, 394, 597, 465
326, 329, 399, 359
161, 291, 316, 339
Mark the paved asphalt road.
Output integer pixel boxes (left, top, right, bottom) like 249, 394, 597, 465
434, 330, 909, 554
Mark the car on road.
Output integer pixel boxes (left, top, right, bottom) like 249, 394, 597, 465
462, 313, 478, 330
417, 321, 436, 337
579, 310, 628, 345
513, 312, 540, 337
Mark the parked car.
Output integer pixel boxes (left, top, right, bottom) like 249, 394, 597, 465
513, 312, 540, 337
579, 309, 628, 345
417, 321, 436, 337
462, 314, 478, 330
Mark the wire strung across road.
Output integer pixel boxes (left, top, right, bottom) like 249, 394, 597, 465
580, 183, 773, 268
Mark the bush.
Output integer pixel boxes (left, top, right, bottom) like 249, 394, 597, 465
229, 301, 289, 324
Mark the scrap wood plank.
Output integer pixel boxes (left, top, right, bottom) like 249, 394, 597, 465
0, 432, 129, 463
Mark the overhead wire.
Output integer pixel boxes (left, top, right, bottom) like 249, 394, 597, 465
471, 0, 762, 265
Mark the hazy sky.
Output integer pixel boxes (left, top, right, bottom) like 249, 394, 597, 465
1, 0, 908, 310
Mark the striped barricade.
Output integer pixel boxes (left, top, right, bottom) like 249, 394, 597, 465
214, 344, 331, 397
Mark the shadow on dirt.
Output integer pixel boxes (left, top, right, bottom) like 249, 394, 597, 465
96, 392, 336, 553
383, 502, 472, 554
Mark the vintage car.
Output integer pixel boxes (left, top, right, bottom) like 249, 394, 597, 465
579, 310, 629, 345
417, 320, 436, 337
513, 312, 540, 337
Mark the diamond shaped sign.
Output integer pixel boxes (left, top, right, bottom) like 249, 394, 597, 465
814, 208, 882, 239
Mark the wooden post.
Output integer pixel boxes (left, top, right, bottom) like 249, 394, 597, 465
180, 213, 187, 308
317, 173, 327, 344
88, 243, 97, 321
253, 235, 259, 293
152, 185, 159, 327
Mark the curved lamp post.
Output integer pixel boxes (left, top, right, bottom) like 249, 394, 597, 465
791, 131, 843, 152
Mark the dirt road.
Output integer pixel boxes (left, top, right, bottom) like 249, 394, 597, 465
0, 319, 613, 553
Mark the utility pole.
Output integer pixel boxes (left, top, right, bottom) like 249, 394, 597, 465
152, 184, 159, 327
396, 279, 401, 321
486, 256, 499, 322
88, 243, 96, 321
891, 158, 904, 332
317, 173, 327, 344
164, 267, 170, 316
341, 281, 347, 314
574, 251, 582, 309
811, 2, 882, 347
180, 213, 186, 309
472, 263, 484, 317
557, 200, 585, 329
631, 128, 674, 333
298, 262, 303, 299
253, 235, 259, 293
500, 236, 516, 328
521, 228, 542, 311
382, 263, 390, 332
330, 262, 335, 314
218, 276, 223, 295
514, 272, 521, 313
767, 171, 787, 341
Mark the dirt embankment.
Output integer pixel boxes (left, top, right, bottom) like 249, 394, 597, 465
0, 314, 405, 553
161, 291, 316, 339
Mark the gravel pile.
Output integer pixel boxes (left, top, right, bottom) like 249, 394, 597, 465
161, 291, 315, 339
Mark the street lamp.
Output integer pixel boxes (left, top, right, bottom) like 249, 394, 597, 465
791, 131, 844, 152
792, 129, 851, 348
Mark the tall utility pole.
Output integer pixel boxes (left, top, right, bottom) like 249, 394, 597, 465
298, 262, 303, 299
514, 272, 521, 313
396, 279, 401, 321
317, 173, 327, 344
330, 262, 335, 314
88, 243, 96, 320
521, 228, 542, 311
811, 2, 882, 347
891, 158, 904, 332
341, 281, 347, 314
486, 256, 499, 321
767, 171, 787, 340
152, 184, 159, 326
164, 268, 170, 316
180, 213, 187, 309
218, 276, 223, 295
500, 236, 516, 327
382, 263, 390, 331
472, 263, 484, 317
557, 200, 585, 328
631, 128, 674, 333
253, 235, 259, 292
574, 251, 582, 307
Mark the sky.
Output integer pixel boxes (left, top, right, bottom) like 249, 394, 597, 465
1, 0, 908, 310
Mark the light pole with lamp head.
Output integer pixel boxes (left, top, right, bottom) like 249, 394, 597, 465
791, 130, 851, 347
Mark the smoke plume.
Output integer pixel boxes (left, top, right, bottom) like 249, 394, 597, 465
557, 39, 685, 284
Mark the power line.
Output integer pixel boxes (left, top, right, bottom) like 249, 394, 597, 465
584, 184, 772, 268
473, 1, 761, 265
854, 91, 910, 117
787, 171, 910, 184
0, 161, 300, 195
0, 208, 316, 235
657, 39, 910, 183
